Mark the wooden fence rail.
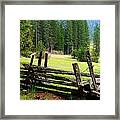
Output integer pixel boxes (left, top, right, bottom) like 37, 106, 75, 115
22, 64, 100, 78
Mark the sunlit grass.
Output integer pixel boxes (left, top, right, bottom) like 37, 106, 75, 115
20, 54, 100, 75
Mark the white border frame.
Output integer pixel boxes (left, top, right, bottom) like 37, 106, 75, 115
2, 2, 118, 117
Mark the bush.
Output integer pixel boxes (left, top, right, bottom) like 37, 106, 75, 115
35, 40, 46, 58
71, 48, 88, 62
92, 55, 99, 63
71, 49, 78, 58
21, 50, 32, 58
77, 48, 86, 62
90, 48, 99, 63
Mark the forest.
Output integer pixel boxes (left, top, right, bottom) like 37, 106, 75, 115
20, 20, 100, 63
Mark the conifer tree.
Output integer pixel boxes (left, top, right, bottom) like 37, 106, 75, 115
20, 20, 34, 57
93, 24, 100, 62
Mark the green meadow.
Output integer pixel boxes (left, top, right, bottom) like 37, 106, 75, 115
20, 54, 100, 75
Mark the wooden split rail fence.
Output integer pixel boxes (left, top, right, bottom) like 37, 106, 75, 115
20, 51, 100, 100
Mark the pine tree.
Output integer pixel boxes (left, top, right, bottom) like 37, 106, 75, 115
93, 24, 100, 63
20, 20, 34, 57
72, 20, 78, 50
64, 21, 73, 54
77, 20, 90, 61
48, 20, 57, 52
37, 20, 44, 44
71, 20, 90, 61
54, 21, 64, 51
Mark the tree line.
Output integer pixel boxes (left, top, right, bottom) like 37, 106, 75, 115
20, 20, 100, 62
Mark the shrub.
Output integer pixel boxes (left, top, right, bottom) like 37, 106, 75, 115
35, 40, 46, 58
71, 49, 78, 58
77, 48, 86, 62
90, 48, 99, 63
21, 50, 32, 58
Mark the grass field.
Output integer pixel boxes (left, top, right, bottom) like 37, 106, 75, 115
20, 54, 100, 75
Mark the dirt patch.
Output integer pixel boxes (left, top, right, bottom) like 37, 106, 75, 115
34, 92, 65, 100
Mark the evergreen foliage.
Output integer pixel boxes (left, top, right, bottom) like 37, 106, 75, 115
20, 20, 34, 57
20, 20, 100, 62
92, 24, 100, 62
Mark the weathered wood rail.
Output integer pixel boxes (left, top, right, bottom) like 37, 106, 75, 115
21, 65, 100, 78
20, 50, 100, 100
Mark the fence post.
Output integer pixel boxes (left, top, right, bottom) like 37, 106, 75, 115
72, 63, 83, 98
24, 54, 34, 90
44, 52, 48, 68
38, 51, 42, 66
86, 50, 97, 90
72, 63, 81, 84
30, 55, 34, 66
